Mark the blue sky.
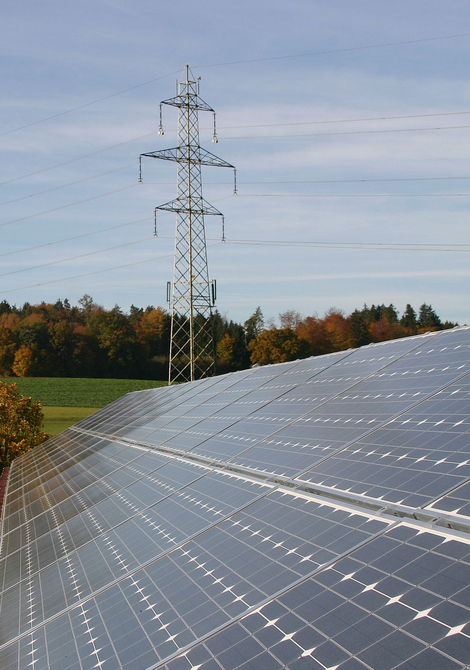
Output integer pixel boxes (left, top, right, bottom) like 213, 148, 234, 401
1, 0, 470, 325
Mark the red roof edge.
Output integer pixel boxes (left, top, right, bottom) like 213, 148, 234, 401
0, 467, 10, 518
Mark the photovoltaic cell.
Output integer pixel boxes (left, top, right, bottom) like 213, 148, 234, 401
162, 523, 470, 670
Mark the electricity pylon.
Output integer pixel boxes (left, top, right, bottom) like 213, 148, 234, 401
140, 65, 236, 384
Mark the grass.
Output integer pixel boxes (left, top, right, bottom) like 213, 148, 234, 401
0, 377, 168, 408
42, 406, 100, 436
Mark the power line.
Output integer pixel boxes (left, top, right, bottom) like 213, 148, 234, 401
0, 183, 139, 229
194, 32, 470, 69
0, 70, 181, 138
211, 110, 470, 130
220, 238, 470, 252
236, 193, 470, 197
175, 110, 470, 134
4, 232, 468, 281
0, 253, 174, 294
0, 162, 140, 207
8, 121, 470, 208
0, 217, 152, 259
3, 237, 468, 296
3, 32, 469, 140
0, 186, 465, 275
5, 115, 470, 191
146, 176, 470, 185
3, 167, 470, 217
0, 243, 223, 294
221, 124, 470, 141
0, 182, 465, 253
0, 131, 160, 187
0, 237, 157, 279
0, 196, 232, 262
237, 176, 470, 183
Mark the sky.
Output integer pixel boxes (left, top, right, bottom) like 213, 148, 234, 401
1, 0, 470, 326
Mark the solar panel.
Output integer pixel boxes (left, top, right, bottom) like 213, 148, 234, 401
1, 328, 470, 669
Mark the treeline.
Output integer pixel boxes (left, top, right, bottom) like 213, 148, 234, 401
0, 296, 457, 379
245, 303, 457, 367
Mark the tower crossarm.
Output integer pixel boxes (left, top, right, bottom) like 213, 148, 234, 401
155, 197, 224, 217
141, 147, 234, 169
160, 94, 215, 113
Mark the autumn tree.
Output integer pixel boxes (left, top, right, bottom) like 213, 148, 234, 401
322, 309, 350, 351
279, 310, 303, 330
78, 294, 99, 325
217, 333, 236, 369
135, 307, 170, 356
212, 311, 248, 372
0, 326, 17, 376
88, 306, 144, 378
0, 298, 454, 379
11, 345, 34, 377
134, 307, 170, 377
358, 303, 405, 343
248, 327, 311, 365
14, 317, 51, 376
0, 381, 48, 468
296, 315, 333, 356
368, 318, 407, 342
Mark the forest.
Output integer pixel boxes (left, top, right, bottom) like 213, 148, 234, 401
0, 296, 457, 379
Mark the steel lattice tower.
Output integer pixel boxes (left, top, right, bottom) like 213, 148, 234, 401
140, 65, 236, 384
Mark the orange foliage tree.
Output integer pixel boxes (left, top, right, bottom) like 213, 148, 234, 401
0, 381, 48, 468
296, 315, 334, 355
248, 328, 311, 365
12, 345, 34, 377
322, 309, 351, 351
217, 333, 236, 367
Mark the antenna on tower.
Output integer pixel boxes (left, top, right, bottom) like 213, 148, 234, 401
140, 65, 236, 384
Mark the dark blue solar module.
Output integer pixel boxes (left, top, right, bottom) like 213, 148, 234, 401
1, 328, 470, 669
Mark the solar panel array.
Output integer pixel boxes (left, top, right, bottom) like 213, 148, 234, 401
1, 327, 470, 670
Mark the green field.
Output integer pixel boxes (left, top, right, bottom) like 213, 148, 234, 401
42, 406, 100, 436
0, 377, 170, 436
0, 377, 168, 408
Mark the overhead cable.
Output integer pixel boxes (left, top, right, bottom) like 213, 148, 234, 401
194, 32, 470, 69
3, 168, 470, 213
0, 243, 223, 294
0, 217, 152, 259
0, 196, 233, 260
5, 117, 470, 189
0, 70, 181, 138
0, 184, 139, 229
211, 110, 470, 130
3, 239, 468, 296
0, 132, 160, 187
220, 238, 470, 252
0, 236, 157, 279
145, 176, 470, 185
0, 162, 140, 207
3, 32, 469, 139
236, 193, 470, 197
222, 124, 470, 141
1, 254, 173, 293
